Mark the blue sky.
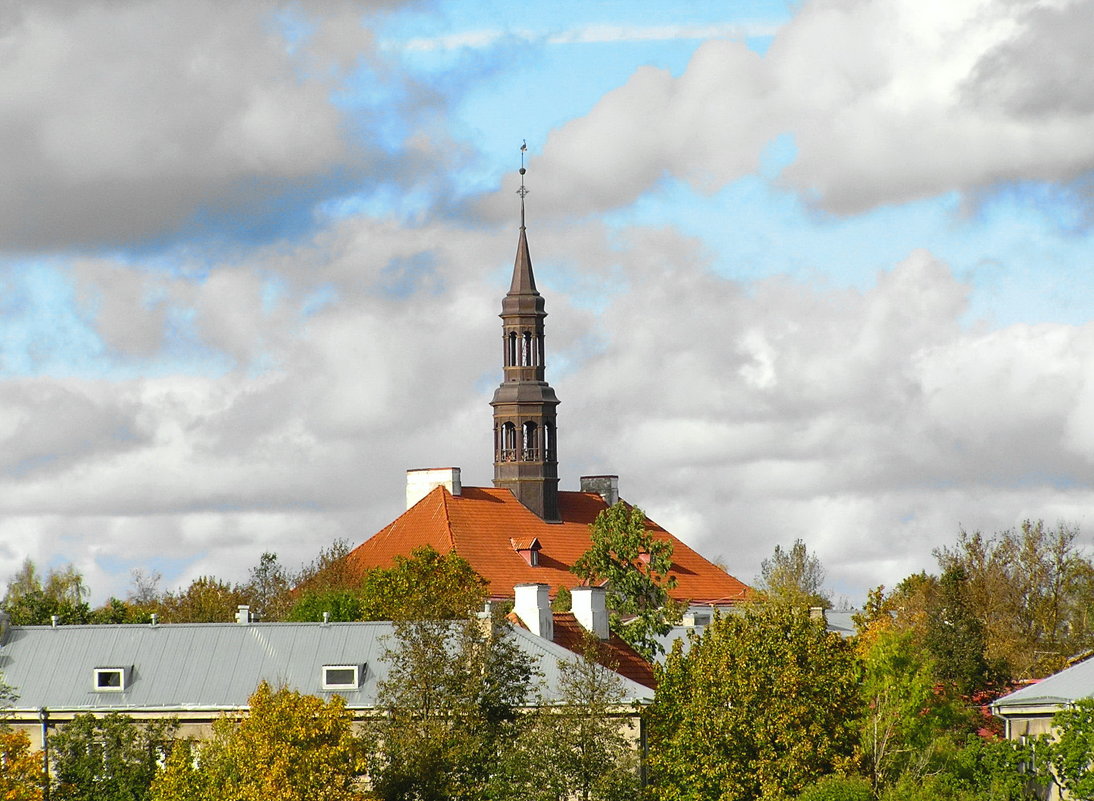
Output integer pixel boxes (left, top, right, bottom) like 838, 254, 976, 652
1, 0, 1093, 605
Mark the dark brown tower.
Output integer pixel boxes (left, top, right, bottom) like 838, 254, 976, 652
491, 160, 560, 521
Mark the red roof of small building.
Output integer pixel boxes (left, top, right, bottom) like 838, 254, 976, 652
345, 486, 750, 605
506, 610, 658, 689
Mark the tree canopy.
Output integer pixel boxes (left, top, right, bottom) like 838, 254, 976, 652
150, 683, 367, 801
571, 502, 680, 661
289, 545, 488, 622
757, 538, 831, 609
648, 603, 860, 801
365, 615, 538, 800
50, 713, 179, 801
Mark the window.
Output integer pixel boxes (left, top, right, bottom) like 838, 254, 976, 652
94, 667, 129, 692
323, 664, 362, 690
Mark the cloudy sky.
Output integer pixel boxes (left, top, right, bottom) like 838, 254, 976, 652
2, 0, 1093, 605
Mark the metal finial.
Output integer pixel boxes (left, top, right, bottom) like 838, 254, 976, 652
517, 140, 528, 228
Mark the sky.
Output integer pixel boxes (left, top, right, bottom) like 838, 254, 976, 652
2, 0, 1094, 606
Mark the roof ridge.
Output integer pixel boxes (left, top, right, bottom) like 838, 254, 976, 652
436, 485, 459, 553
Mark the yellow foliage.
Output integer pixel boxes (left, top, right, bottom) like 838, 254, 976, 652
151, 682, 368, 801
0, 730, 44, 801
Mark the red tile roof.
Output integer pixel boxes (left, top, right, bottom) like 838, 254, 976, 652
345, 486, 751, 605
550, 612, 658, 689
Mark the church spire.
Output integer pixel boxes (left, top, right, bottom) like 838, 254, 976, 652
491, 144, 560, 522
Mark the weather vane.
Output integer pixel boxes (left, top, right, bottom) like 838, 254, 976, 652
518, 140, 529, 227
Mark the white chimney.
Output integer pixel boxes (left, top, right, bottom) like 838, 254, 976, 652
514, 583, 553, 641
571, 585, 610, 640
580, 475, 619, 506
236, 605, 251, 624
406, 467, 462, 509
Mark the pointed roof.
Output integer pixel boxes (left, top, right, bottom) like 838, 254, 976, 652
344, 486, 751, 606
509, 226, 537, 295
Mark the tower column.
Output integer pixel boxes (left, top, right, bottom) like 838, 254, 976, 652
490, 146, 560, 522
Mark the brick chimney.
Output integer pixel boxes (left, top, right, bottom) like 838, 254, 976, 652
406, 467, 462, 509
571, 585, 609, 640
514, 583, 553, 641
580, 475, 619, 506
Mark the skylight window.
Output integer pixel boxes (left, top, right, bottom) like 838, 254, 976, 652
94, 667, 130, 692
322, 664, 362, 690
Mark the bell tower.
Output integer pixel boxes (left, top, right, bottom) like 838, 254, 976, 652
491, 147, 560, 521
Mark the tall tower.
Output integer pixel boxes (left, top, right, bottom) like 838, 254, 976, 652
491, 150, 560, 521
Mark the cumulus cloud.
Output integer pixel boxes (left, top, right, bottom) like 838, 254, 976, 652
558, 236, 1094, 596
1, 214, 1093, 603
0, 0, 427, 251
524, 0, 1094, 217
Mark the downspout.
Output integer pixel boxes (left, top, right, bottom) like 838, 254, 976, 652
38, 707, 50, 801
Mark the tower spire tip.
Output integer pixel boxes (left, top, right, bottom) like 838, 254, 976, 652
517, 140, 528, 229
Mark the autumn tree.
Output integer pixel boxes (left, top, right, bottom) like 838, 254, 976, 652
50, 714, 179, 801
291, 539, 355, 595
150, 683, 367, 801
571, 502, 681, 661
519, 634, 642, 801
935, 520, 1091, 677
242, 552, 292, 621
757, 538, 831, 608
647, 603, 860, 801
365, 615, 539, 800
0, 729, 44, 801
155, 577, 248, 623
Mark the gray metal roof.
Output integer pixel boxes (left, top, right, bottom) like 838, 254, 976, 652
994, 655, 1094, 711
0, 621, 653, 713
651, 606, 860, 665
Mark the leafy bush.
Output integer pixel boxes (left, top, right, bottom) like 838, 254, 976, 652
798, 774, 872, 801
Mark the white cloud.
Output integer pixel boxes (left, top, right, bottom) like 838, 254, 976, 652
2, 200, 1093, 607
0, 0, 420, 250
525, 0, 1094, 217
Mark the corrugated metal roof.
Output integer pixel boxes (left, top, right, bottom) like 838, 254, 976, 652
0, 620, 652, 713
994, 655, 1094, 710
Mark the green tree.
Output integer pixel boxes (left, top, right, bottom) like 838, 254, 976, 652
365, 615, 539, 800
289, 546, 487, 623
879, 734, 1039, 801
2, 560, 92, 625
571, 502, 681, 661
520, 634, 642, 801
647, 603, 860, 801
50, 713, 179, 801
757, 538, 831, 609
797, 774, 872, 801
242, 552, 292, 621
925, 566, 997, 696
150, 683, 367, 801
1037, 696, 1094, 800
860, 628, 968, 792
285, 590, 363, 623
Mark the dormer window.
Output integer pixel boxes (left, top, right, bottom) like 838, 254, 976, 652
511, 537, 542, 567
94, 667, 130, 692
322, 664, 362, 691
